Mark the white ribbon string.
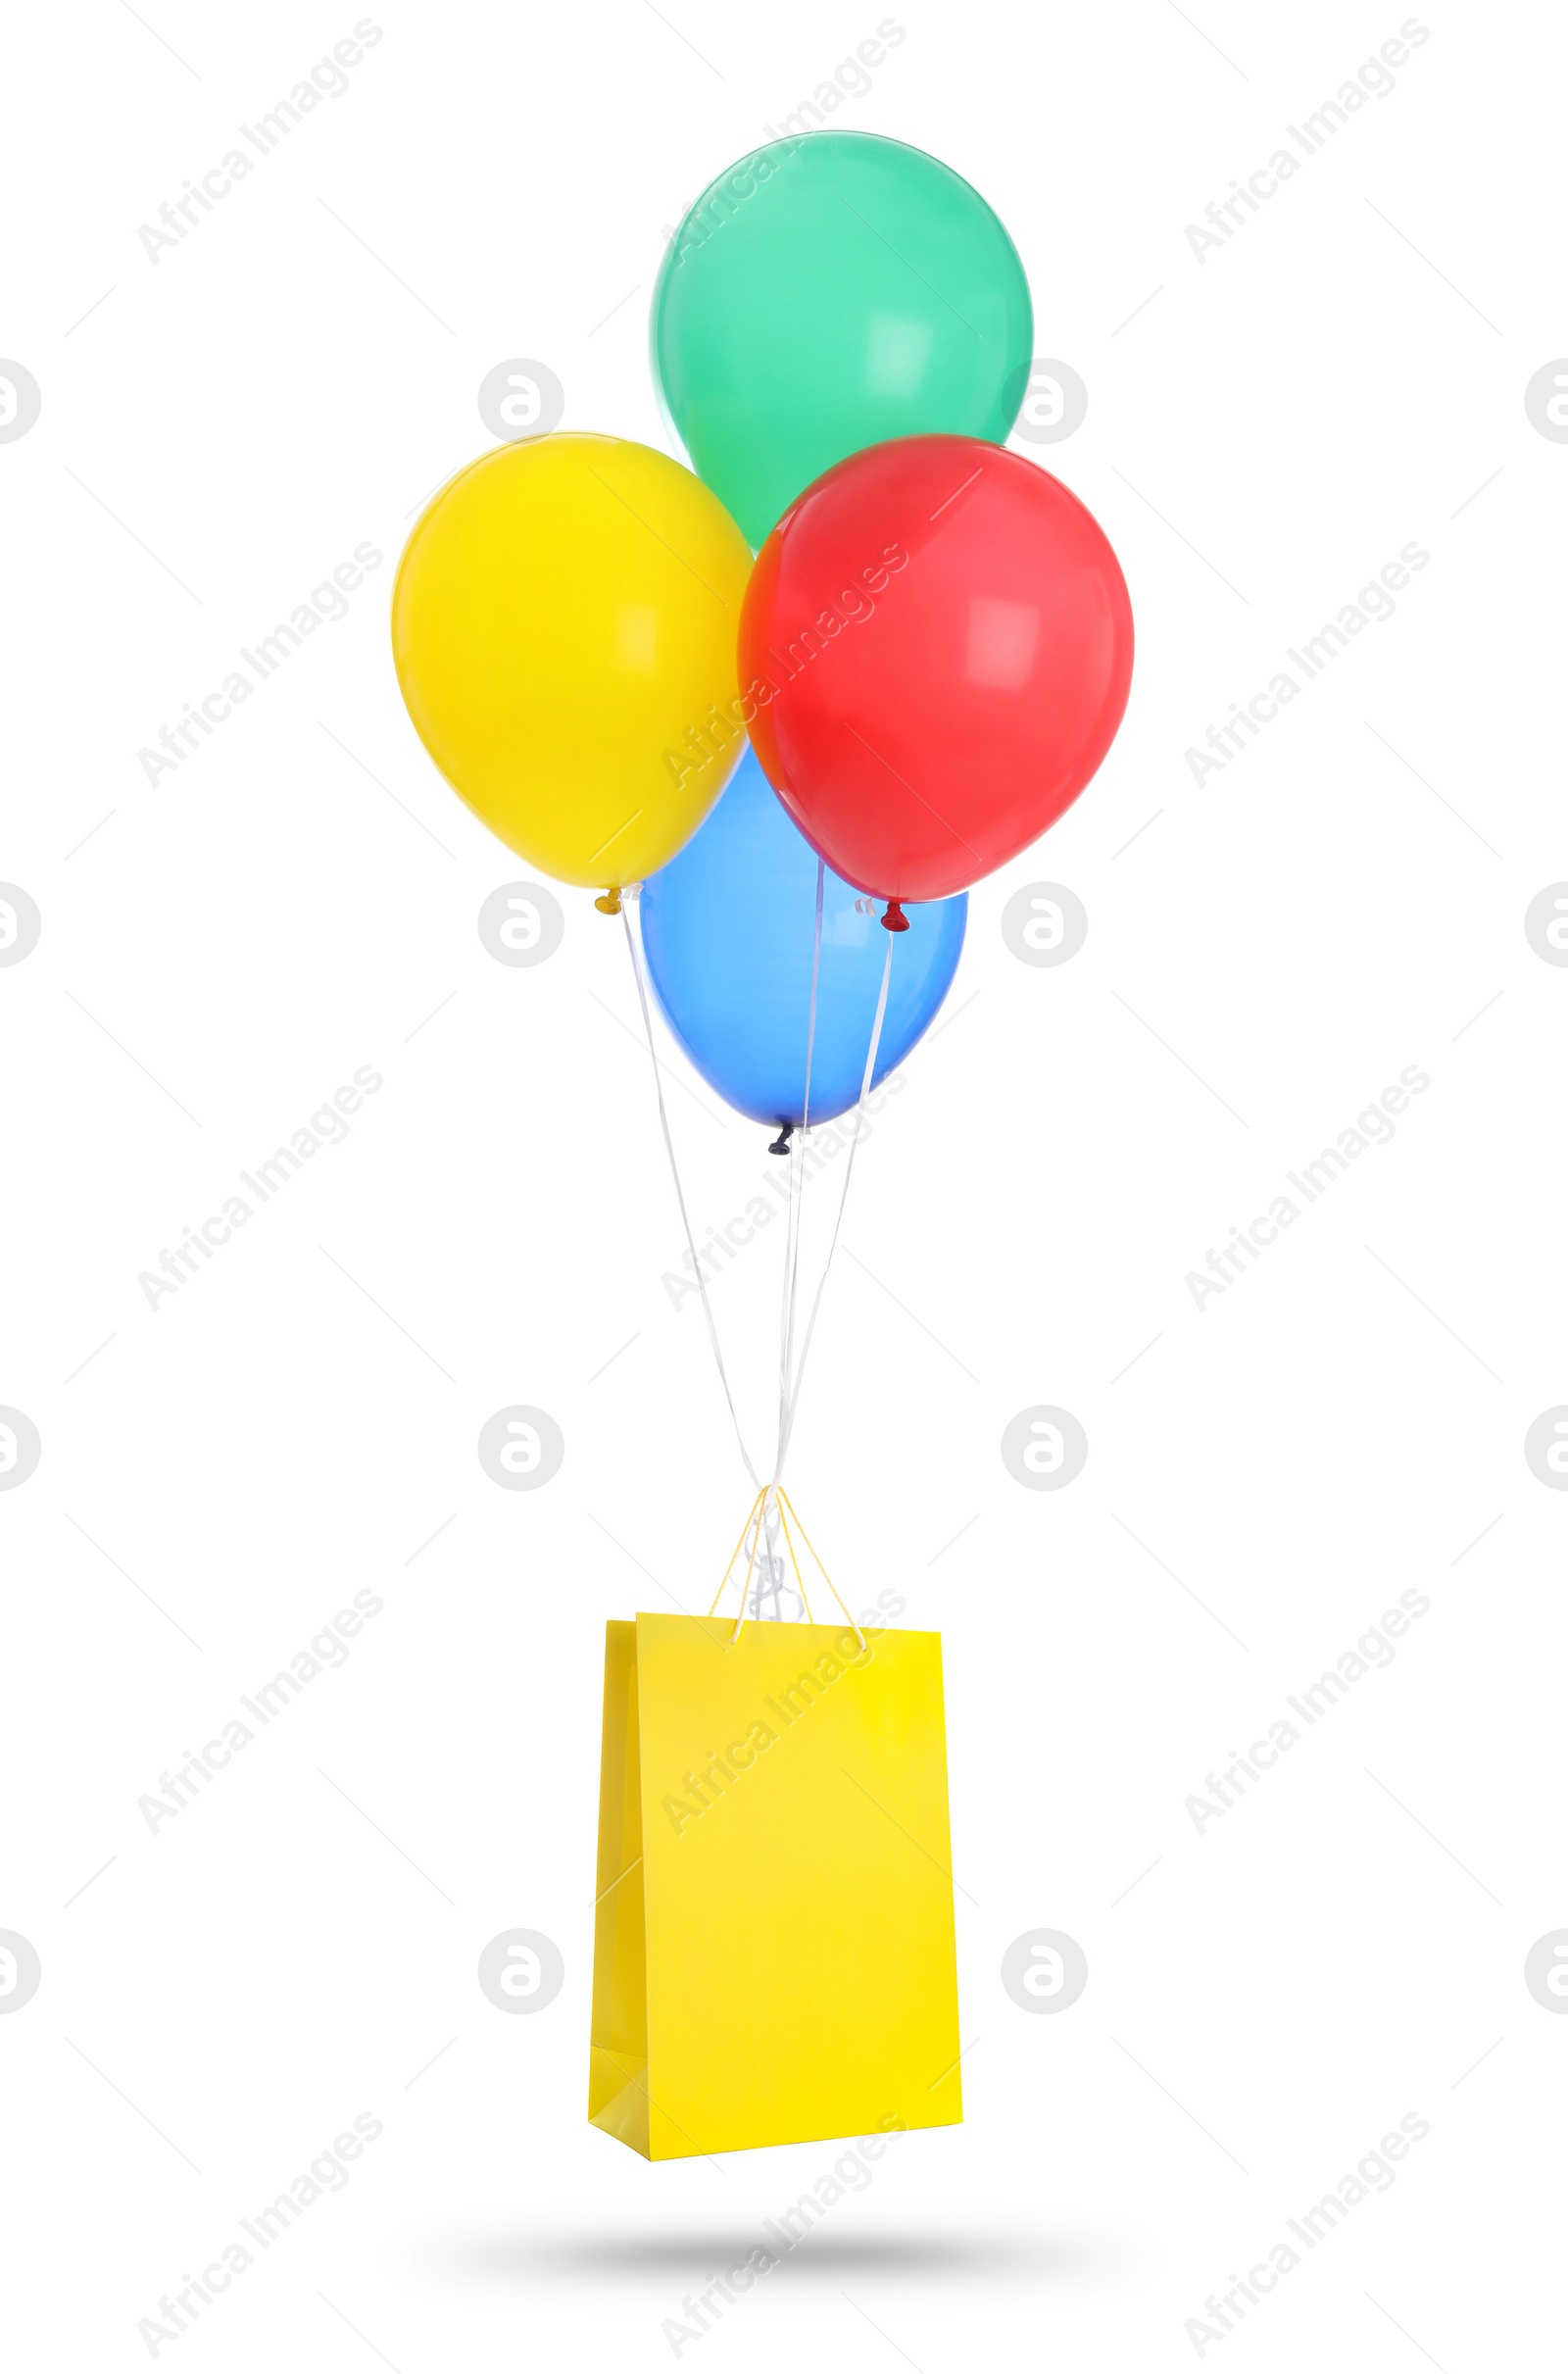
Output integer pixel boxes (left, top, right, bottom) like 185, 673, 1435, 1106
621, 901, 762, 1492
621, 883, 894, 1633
755, 860, 826, 1616
773, 929, 892, 1493
776, 1137, 803, 1497
775, 868, 823, 1458
733, 929, 891, 1642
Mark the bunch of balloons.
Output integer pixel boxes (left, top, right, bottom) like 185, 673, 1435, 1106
393, 130, 1134, 1136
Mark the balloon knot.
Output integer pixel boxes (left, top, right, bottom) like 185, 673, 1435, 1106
594, 888, 622, 915
767, 1122, 795, 1157
880, 899, 910, 933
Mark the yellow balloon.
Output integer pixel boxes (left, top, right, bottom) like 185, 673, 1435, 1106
392, 433, 753, 896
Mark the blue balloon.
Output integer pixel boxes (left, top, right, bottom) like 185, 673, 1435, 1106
640, 746, 966, 1129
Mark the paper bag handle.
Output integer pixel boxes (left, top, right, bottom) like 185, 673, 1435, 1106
709, 1488, 866, 1653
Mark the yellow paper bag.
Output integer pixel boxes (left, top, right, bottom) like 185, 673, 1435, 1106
588, 1609, 962, 2159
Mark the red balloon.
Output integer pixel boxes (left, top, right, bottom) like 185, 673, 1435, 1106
738, 435, 1133, 907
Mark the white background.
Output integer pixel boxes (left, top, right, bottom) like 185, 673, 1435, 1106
3, 1, 1565, 2366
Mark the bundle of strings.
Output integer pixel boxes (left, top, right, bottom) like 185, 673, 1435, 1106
710, 1482, 865, 1653
620, 865, 890, 1644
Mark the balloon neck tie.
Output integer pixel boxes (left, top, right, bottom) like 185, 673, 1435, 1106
880, 899, 909, 933
767, 1121, 795, 1158
594, 887, 622, 915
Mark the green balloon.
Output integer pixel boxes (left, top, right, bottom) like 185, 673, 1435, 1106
651, 132, 1033, 549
